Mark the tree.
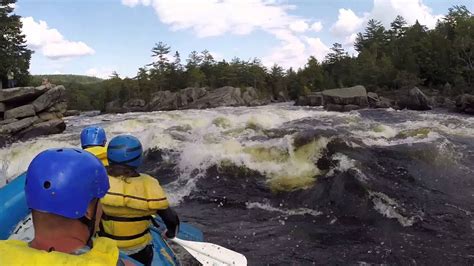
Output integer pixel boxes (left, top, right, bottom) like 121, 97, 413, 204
0, 0, 33, 87
149, 42, 171, 90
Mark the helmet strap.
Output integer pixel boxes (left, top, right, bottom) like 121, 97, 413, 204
78, 200, 99, 248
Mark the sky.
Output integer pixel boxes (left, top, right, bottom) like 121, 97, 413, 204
12, 0, 474, 79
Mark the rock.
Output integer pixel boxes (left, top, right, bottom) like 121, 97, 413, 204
322, 85, 368, 107
326, 104, 344, 112
148, 91, 178, 111
123, 98, 147, 112
177, 87, 207, 107
0, 102, 5, 112
18, 119, 66, 140
343, 104, 361, 112
0, 118, 18, 125
375, 97, 393, 108
396, 87, 432, 111
64, 110, 81, 117
81, 110, 101, 117
38, 112, 63, 122
0, 116, 38, 134
105, 100, 124, 113
188, 86, 241, 109
295, 92, 324, 106
455, 94, 474, 114
46, 101, 67, 115
4, 104, 36, 119
32, 85, 66, 112
0, 86, 48, 103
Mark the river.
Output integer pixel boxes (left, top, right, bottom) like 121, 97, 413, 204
1, 103, 473, 264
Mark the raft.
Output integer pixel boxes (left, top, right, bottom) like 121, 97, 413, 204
0, 172, 203, 265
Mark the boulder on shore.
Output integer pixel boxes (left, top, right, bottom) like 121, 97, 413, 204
109, 86, 270, 113
322, 85, 368, 107
396, 87, 432, 111
0, 84, 68, 147
455, 94, 474, 114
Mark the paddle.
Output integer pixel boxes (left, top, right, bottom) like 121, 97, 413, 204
170, 237, 247, 266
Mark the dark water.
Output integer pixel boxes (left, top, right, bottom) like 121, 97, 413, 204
2, 105, 473, 265
140, 109, 474, 265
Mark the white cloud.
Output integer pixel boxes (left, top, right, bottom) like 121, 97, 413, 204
329, 0, 443, 53
371, 0, 442, 29
310, 21, 323, 32
21, 17, 95, 60
330, 9, 365, 37
289, 20, 309, 32
123, 0, 331, 69
85, 67, 116, 79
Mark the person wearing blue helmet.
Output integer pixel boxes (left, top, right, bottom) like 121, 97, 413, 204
0, 148, 134, 265
100, 135, 180, 266
81, 126, 109, 166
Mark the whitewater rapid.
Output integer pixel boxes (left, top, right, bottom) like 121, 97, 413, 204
1, 103, 474, 264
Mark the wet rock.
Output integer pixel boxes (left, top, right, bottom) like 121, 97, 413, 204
105, 100, 124, 113
375, 97, 393, 108
18, 119, 66, 140
326, 104, 344, 112
396, 87, 432, 111
295, 92, 324, 106
322, 85, 368, 107
38, 112, 63, 122
188, 86, 245, 108
343, 104, 361, 112
0, 118, 18, 125
0, 86, 48, 103
4, 104, 36, 119
455, 94, 474, 114
123, 98, 147, 112
32, 85, 66, 112
64, 110, 80, 117
0, 116, 38, 134
149, 90, 178, 111
47, 101, 67, 114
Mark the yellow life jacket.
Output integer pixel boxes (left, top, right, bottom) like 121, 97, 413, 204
0, 237, 119, 266
85, 146, 109, 166
100, 173, 169, 250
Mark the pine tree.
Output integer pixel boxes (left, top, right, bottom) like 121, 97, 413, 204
0, 0, 32, 87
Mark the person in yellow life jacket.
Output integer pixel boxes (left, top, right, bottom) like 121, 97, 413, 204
0, 148, 134, 266
81, 126, 109, 166
100, 135, 180, 266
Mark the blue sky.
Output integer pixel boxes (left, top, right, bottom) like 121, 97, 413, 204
15, 0, 473, 78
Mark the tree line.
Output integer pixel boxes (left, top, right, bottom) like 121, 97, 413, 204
1, 0, 472, 111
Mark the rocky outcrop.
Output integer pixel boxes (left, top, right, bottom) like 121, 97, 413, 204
4, 104, 36, 119
0, 85, 67, 146
395, 87, 432, 111
123, 98, 147, 112
106, 86, 270, 113
322, 85, 368, 108
187, 86, 268, 109
17, 119, 66, 140
0, 85, 50, 103
296, 92, 323, 106
367, 92, 393, 108
455, 94, 474, 114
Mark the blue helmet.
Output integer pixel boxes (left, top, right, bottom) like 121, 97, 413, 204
80, 126, 107, 148
107, 135, 143, 168
25, 148, 109, 219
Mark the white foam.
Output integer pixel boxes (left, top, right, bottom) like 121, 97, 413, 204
369, 191, 416, 227
246, 202, 322, 217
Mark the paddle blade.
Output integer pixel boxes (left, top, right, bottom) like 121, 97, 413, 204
172, 237, 247, 266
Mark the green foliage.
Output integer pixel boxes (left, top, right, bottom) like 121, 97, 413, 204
0, 0, 32, 87
20, 5, 474, 111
